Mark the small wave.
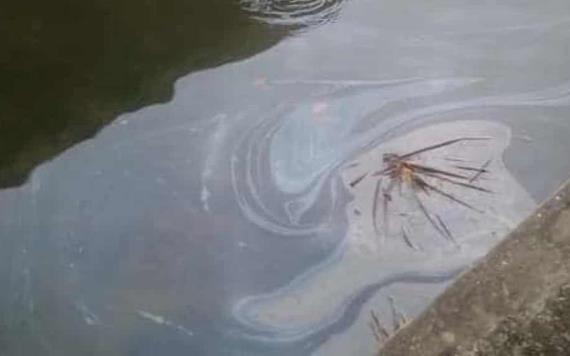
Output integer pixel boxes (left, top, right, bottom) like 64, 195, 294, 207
239, 0, 346, 27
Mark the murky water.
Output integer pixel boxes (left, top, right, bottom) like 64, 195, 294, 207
3, 0, 570, 355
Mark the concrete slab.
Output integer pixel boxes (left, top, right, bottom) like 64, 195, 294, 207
380, 179, 570, 355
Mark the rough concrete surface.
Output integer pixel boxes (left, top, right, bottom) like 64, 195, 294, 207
380, 179, 570, 356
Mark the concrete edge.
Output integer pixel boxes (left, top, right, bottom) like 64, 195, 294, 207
379, 178, 570, 355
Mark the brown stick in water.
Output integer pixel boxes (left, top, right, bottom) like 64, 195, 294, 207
420, 171, 492, 193
349, 172, 368, 188
372, 178, 383, 236
469, 159, 492, 183
399, 137, 490, 160
414, 175, 482, 213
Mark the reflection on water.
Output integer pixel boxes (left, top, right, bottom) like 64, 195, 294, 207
3, 0, 570, 355
0, 0, 289, 187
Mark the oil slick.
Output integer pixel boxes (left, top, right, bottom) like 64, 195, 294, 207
233, 120, 535, 352
201, 114, 229, 212
230, 78, 481, 235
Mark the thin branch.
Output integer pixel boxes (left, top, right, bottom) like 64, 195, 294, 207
372, 166, 392, 177
349, 172, 368, 188
401, 225, 417, 250
415, 176, 483, 213
407, 162, 468, 180
454, 165, 490, 173
382, 178, 398, 236
388, 296, 407, 331
420, 171, 492, 193
435, 214, 456, 244
445, 157, 468, 162
372, 178, 383, 236
399, 137, 490, 160
370, 310, 390, 341
410, 185, 446, 238
469, 159, 492, 183
369, 320, 382, 343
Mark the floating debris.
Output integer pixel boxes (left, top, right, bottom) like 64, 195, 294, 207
233, 121, 535, 346
469, 158, 492, 183
369, 310, 390, 345
350, 137, 493, 245
369, 297, 409, 347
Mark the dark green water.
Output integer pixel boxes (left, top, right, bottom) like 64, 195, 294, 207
0, 0, 287, 187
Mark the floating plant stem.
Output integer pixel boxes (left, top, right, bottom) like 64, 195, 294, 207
435, 214, 456, 244
399, 137, 490, 160
372, 178, 383, 235
401, 225, 417, 250
407, 162, 468, 180
414, 175, 482, 213
469, 159, 492, 183
349, 172, 368, 188
369, 310, 390, 344
347, 137, 492, 243
454, 165, 490, 173
410, 187, 447, 240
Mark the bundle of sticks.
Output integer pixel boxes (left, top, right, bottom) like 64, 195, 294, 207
349, 137, 492, 244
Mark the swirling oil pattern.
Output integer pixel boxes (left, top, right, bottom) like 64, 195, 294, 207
232, 119, 535, 343
230, 78, 482, 235
230, 77, 570, 351
229, 76, 570, 238
4, 0, 570, 355
238, 0, 345, 27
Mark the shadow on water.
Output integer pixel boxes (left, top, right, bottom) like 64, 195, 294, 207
0, 0, 291, 187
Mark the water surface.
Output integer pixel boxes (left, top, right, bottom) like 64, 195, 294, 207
3, 0, 570, 355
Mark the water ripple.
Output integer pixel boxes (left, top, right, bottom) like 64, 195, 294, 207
239, 0, 346, 27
